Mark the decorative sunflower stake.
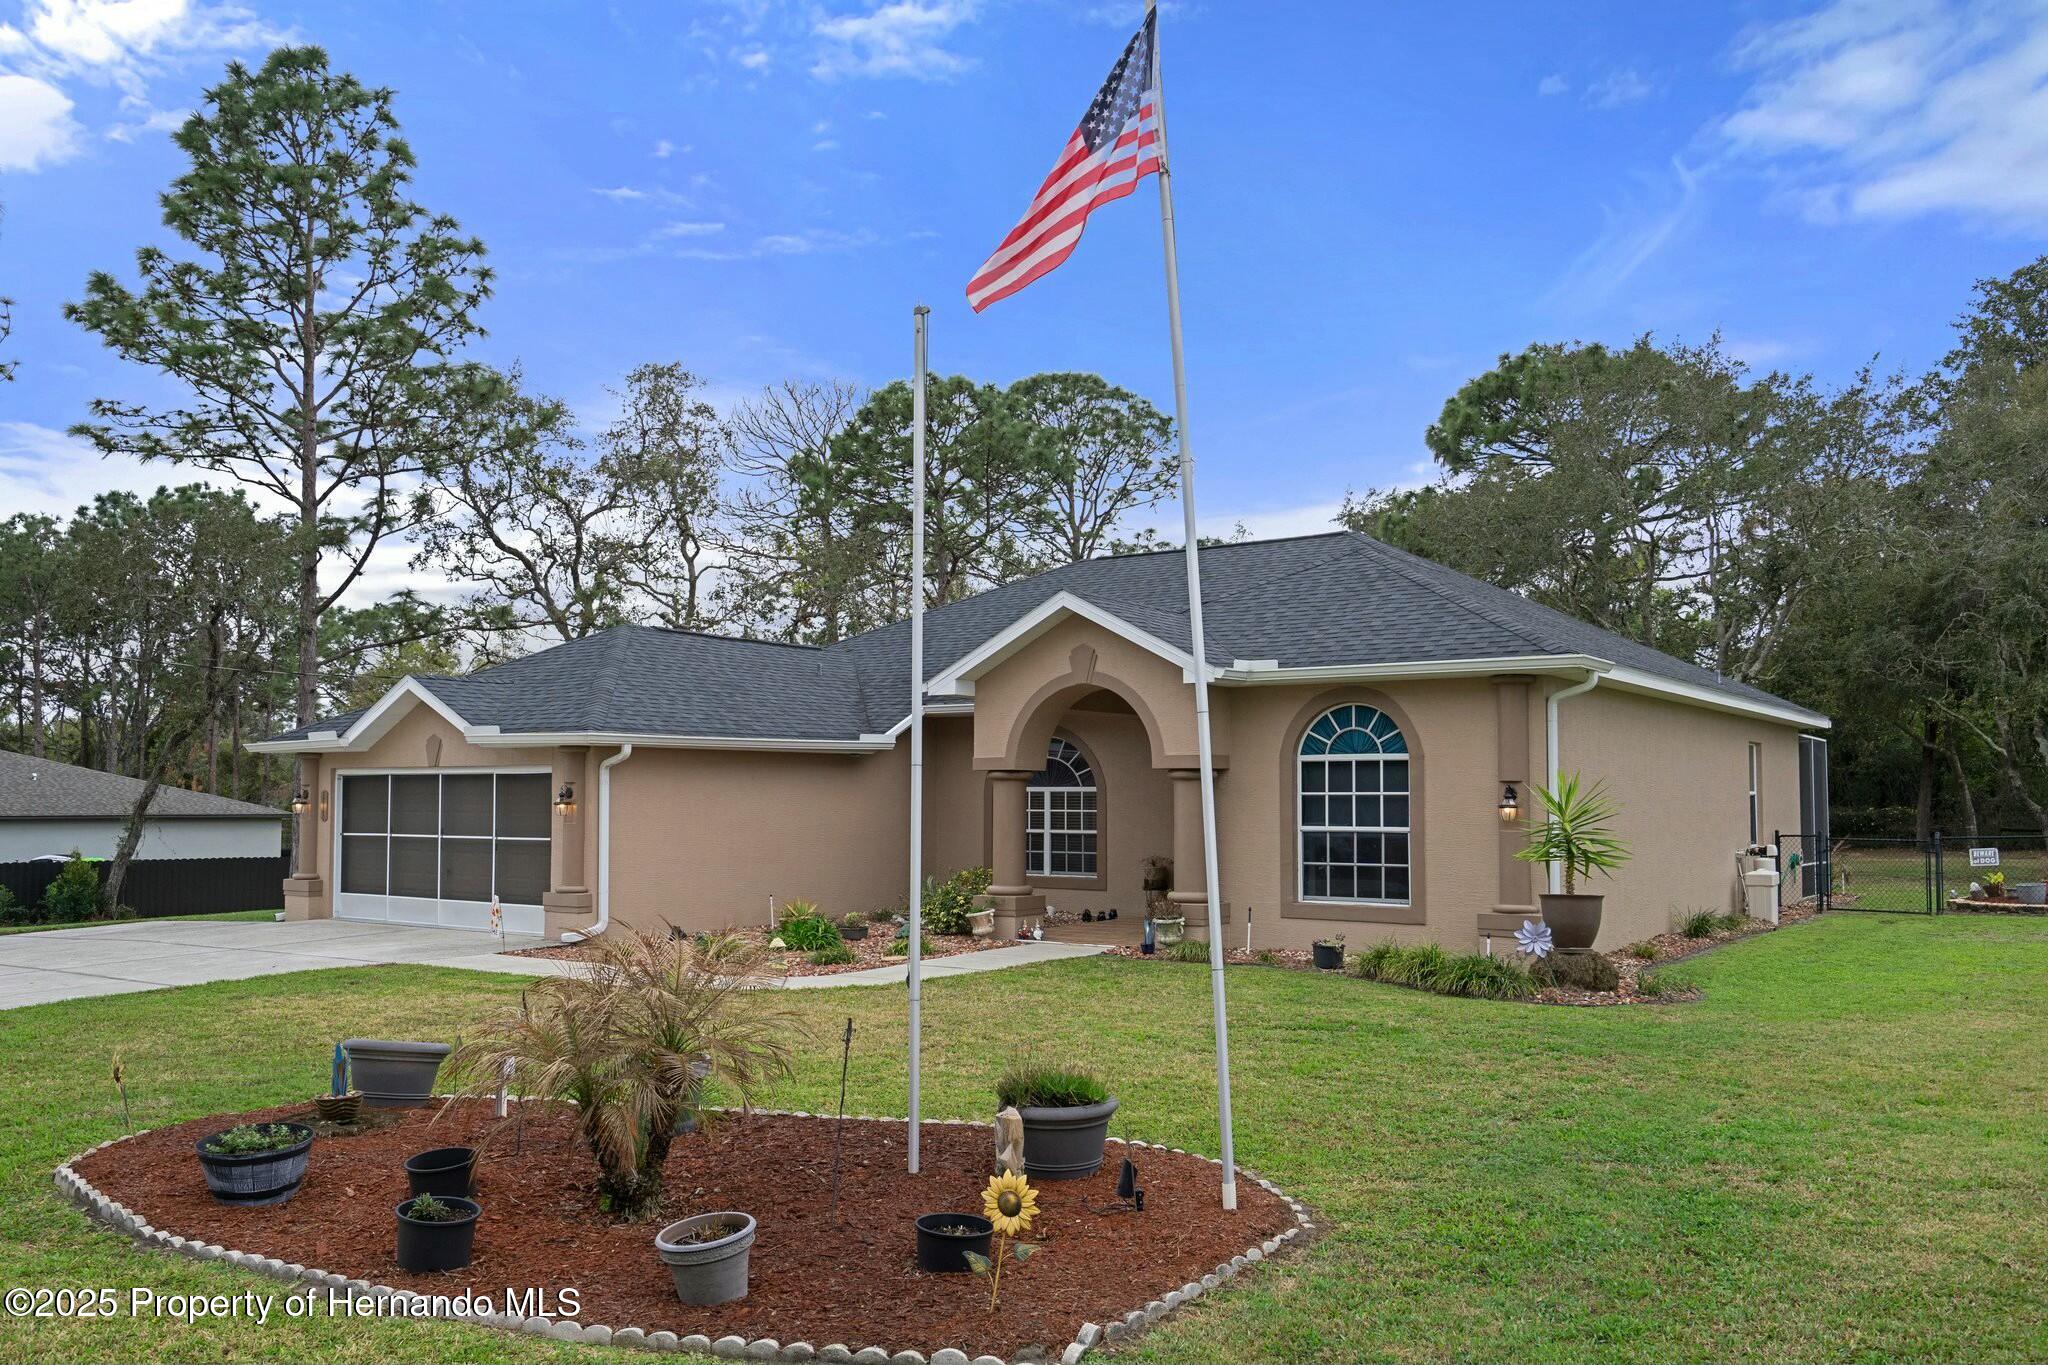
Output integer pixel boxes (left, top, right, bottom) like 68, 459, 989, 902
963, 1170, 1040, 1310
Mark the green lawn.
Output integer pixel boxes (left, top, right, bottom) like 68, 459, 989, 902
3, 914, 2044, 1363
0, 909, 279, 937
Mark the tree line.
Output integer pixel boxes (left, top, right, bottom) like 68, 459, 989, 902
3, 42, 2046, 915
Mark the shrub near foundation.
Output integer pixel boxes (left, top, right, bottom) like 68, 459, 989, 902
1529, 951, 1621, 992
1346, 943, 1536, 1000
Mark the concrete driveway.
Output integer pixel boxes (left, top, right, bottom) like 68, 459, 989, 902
0, 917, 551, 1009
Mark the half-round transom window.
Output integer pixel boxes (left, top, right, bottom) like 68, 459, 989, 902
1298, 705, 1411, 903
1027, 737, 1097, 877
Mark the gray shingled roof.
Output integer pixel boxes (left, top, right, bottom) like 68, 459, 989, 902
0, 749, 285, 821
265, 532, 1825, 745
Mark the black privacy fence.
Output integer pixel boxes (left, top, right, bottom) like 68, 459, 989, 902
0, 855, 289, 919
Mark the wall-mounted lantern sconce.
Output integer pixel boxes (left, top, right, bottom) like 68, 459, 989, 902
554, 781, 577, 816
291, 786, 311, 816
1498, 783, 1520, 823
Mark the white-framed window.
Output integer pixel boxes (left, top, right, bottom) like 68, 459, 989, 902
1748, 742, 1762, 845
338, 771, 551, 906
1298, 704, 1411, 903
1026, 737, 1098, 877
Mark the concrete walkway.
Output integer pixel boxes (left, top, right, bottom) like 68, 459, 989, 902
0, 918, 1105, 1008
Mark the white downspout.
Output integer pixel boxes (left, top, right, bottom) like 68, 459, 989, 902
1544, 674, 1599, 894
563, 743, 632, 943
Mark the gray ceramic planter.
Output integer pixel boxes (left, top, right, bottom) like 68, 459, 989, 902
195, 1122, 314, 1205
1019, 1097, 1120, 1180
655, 1211, 756, 1306
1538, 893, 1604, 952
343, 1039, 452, 1108
2014, 882, 2047, 906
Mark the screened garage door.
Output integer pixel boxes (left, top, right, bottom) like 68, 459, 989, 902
334, 771, 551, 934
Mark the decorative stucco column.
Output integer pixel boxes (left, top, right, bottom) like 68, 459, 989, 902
979, 770, 1045, 938
544, 745, 594, 939
282, 754, 326, 921
1479, 675, 1538, 950
1167, 768, 1229, 940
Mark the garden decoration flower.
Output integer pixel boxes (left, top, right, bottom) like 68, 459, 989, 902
1515, 919, 1554, 959
965, 1170, 1040, 1309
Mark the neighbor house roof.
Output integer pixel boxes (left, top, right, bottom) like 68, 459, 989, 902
0, 749, 286, 821
255, 531, 1827, 753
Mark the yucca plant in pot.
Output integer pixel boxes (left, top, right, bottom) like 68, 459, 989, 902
1514, 772, 1631, 952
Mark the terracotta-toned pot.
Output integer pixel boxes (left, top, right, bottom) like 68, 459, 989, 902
1539, 893, 1604, 952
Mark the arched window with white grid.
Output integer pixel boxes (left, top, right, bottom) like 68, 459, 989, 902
1026, 736, 1098, 877
1298, 704, 1411, 903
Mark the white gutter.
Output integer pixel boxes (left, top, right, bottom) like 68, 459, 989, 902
563, 743, 632, 944
1544, 672, 1600, 894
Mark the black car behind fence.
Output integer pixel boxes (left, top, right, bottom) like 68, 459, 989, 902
0, 855, 290, 919
1773, 830, 2048, 915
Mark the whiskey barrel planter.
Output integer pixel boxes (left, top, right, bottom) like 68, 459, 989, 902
193, 1123, 314, 1206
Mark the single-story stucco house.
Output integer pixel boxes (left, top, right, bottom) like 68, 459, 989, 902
250, 532, 1830, 952
0, 749, 285, 862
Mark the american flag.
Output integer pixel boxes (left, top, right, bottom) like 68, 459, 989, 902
966, 11, 1160, 312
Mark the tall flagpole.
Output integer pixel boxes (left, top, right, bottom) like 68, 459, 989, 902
907, 303, 930, 1176
1147, 0, 1237, 1212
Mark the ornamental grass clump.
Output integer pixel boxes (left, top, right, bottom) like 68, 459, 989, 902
1345, 943, 1534, 1000
808, 941, 856, 966
447, 929, 803, 1218
995, 1061, 1108, 1110
775, 910, 841, 952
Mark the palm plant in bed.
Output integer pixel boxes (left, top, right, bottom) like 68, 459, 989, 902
448, 930, 802, 1217
1515, 772, 1631, 952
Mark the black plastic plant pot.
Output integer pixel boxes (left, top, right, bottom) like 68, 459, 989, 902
344, 1038, 452, 1108
394, 1195, 480, 1272
194, 1122, 315, 1206
404, 1146, 477, 1199
1019, 1096, 1120, 1179
839, 922, 870, 941
1312, 941, 1344, 970
915, 1213, 994, 1272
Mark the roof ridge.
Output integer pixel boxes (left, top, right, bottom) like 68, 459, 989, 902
588, 629, 636, 734
1341, 535, 1570, 657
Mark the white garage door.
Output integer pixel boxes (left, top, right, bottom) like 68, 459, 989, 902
334, 770, 550, 934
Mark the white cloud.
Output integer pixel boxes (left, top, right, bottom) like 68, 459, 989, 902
103, 101, 183, 141
812, 137, 839, 151
1546, 156, 1701, 309
1537, 73, 1568, 97
652, 137, 676, 158
733, 46, 771, 71
1722, 0, 2048, 227
655, 220, 725, 237
0, 0, 279, 169
1586, 67, 1652, 108
0, 72, 81, 168
590, 185, 649, 202
810, 0, 978, 81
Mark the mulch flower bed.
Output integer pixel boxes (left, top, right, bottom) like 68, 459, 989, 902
69, 1101, 1298, 1360
1944, 896, 2048, 916
507, 924, 1009, 978
1096, 902, 1825, 1007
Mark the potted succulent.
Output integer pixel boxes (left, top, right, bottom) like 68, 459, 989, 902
394, 1192, 481, 1272
344, 1038, 453, 1108
914, 1212, 994, 1272
1311, 934, 1345, 970
194, 1121, 314, 1206
404, 1145, 478, 1199
655, 1211, 757, 1305
1141, 855, 1173, 893
1514, 773, 1632, 953
839, 911, 870, 942
996, 1062, 1118, 1180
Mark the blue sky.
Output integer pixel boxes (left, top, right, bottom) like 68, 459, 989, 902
4, 0, 2047, 603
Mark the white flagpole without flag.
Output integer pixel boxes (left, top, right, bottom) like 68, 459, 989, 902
907, 303, 930, 1176
1146, 0, 1237, 1212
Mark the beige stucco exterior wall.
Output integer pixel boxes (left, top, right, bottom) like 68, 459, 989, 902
606, 744, 910, 935
1558, 685, 1804, 946
1216, 677, 1519, 952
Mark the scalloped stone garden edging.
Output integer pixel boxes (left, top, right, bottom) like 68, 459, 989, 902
53, 1106, 1314, 1365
